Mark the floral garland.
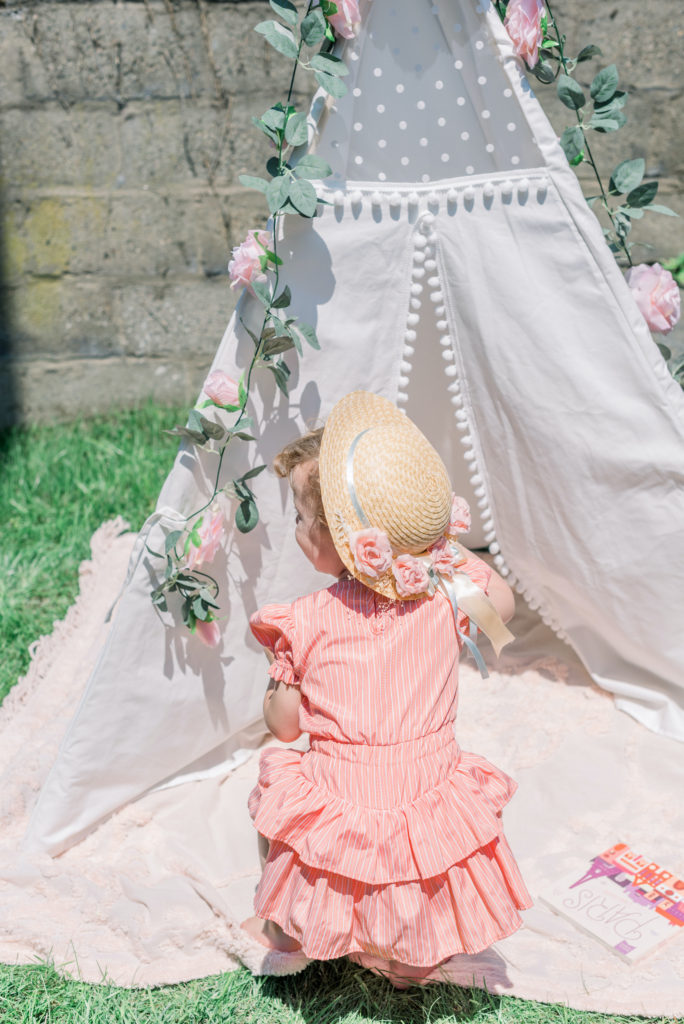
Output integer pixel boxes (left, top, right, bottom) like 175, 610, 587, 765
150, 0, 680, 641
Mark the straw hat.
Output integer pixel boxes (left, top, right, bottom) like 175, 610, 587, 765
319, 391, 454, 600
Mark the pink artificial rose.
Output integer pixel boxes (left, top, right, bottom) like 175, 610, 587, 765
228, 229, 273, 292
428, 536, 465, 578
187, 509, 224, 570
195, 618, 221, 647
349, 527, 393, 579
203, 370, 240, 408
392, 554, 431, 597
504, 0, 544, 68
447, 495, 471, 537
625, 263, 681, 336
328, 0, 361, 40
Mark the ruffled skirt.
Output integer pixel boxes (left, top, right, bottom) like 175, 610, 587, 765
248, 724, 532, 965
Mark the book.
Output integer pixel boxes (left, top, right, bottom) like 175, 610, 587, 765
540, 842, 684, 963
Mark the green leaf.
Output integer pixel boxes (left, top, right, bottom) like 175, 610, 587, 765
266, 155, 282, 178
284, 111, 309, 147
197, 415, 225, 441
270, 359, 291, 396
164, 530, 183, 555
531, 61, 556, 84
560, 125, 584, 164
187, 409, 208, 436
314, 70, 348, 98
576, 43, 602, 63
264, 248, 284, 266
589, 112, 626, 133
289, 178, 318, 217
262, 335, 295, 357
192, 596, 210, 621
644, 204, 678, 217
320, 0, 338, 15
242, 464, 267, 481
269, 0, 298, 27
626, 181, 658, 208
272, 285, 292, 309
590, 63, 618, 103
254, 19, 299, 60
288, 320, 320, 351
594, 90, 627, 112
657, 342, 672, 362
151, 590, 168, 611
293, 154, 333, 180
309, 53, 349, 77
238, 375, 248, 408
260, 106, 287, 132
235, 498, 259, 534
557, 74, 586, 110
266, 173, 292, 214
164, 425, 207, 446
301, 7, 326, 46
619, 206, 644, 219
251, 116, 280, 146
251, 280, 272, 308
609, 158, 645, 196
238, 174, 269, 194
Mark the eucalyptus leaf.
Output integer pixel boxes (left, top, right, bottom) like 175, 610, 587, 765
560, 125, 584, 163
242, 464, 267, 481
609, 158, 644, 196
644, 204, 678, 216
589, 113, 625, 133
557, 74, 585, 110
187, 409, 208, 435
288, 320, 320, 351
164, 530, 183, 555
531, 61, 556, 84
272, 285, 292, 309
269, 0, 298, 27
626, 181, 658, 208
289, 177, 318, 217
251, 116, 279, 146
262, 335, 295, 357
193, 597, 211, 621
238, 174, 269, 194
284, 111, 309, 147
266, 173, 292, 213
251, 280, 273, 308
657, 342, 672, 361
235, 498, 259, 534
301, 7, 326, 46
266, 156, 282, 177
254, 19, 299, 60
314, 70, 348, 98
164, 426, 207, 446
576, 43, 602, 63
620, 207, 644, 219
260, 106, 287, 132
270, 360, 291, 396
293, 154, 333, 180
595, 90, 627, 112
309, 53, 349, 77
151, 591, 168, 611
197, 415, 225, 440
590, 63, 618, 103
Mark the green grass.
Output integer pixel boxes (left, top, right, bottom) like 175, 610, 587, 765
0, 405, 678, 1023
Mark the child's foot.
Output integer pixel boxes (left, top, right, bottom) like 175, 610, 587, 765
241, 916, 302, 953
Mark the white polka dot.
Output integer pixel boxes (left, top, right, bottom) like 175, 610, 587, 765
507, 122, 517, 132
438, 117, 446, 126
331, 140, 340, 148
441, 153, 450, 162
401, 156, 410, 166
460, 131, 469, 141
475, 40, 484, 50
511, 155, 520, 165
457, 97, 465, 106
485, 143, 495, 153
378, 139, 387, 148
396, 83, 405, 94
422, 173, 431, 182
420, 137, 428, 146
435, 80, 444, 90
399, 120, 407, 129
373, 67, 382, 77
478, 76, 487, 85
353, 88, 362, 97
482, 109, 491, 119
377, 103, 385, 113
454, 60, 463, 70
417, 100, 426, 110
353, 122, 363, 132
466, 165, 474, 174
351, 52, 359, 61
504, 88, 513, 98
378, 172, 387, 181
354, 155, 363, 165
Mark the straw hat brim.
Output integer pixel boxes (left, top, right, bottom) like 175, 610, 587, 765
319, 392, 452, 601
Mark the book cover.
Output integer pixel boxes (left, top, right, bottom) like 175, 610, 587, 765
540, 842, 684, 962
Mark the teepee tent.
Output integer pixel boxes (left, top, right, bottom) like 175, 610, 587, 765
22, 0, 684, 858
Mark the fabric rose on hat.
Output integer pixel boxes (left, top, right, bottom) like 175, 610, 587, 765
203, 370, 240, 408
328, 0, 361, 39
392, 554, 431, 597
626, 263, 681, 335
447, 495, 471, 537
504, 0, 544, 68
349, 527, 393, 580
187, 509, 224, 571
428, 536, 466, 578
228, 229, 272, 293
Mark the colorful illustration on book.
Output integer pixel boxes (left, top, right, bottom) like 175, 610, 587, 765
542, 842, 684, 962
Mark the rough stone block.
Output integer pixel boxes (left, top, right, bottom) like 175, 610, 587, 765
10, 278, 117, 359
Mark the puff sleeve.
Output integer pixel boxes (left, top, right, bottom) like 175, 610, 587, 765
249, 603, 300, 687
456, 555, 492, 643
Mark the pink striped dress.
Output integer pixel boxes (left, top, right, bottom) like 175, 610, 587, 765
248, 555, 532, 966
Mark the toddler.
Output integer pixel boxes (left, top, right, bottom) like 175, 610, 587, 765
241, 391, 531, 985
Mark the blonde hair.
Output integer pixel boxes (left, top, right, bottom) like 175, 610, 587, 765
273, 427, 326, 525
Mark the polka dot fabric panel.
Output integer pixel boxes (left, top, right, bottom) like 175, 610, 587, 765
317, 0, 541, 185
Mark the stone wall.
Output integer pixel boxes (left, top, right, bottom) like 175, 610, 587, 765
1, 0, 682, 424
